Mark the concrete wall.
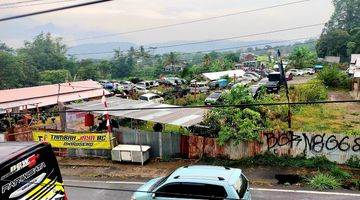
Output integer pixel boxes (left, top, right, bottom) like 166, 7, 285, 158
188, 131, 360, 164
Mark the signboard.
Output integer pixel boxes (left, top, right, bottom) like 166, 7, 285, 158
33, 131, 112, 149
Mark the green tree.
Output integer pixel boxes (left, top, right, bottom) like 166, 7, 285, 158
0, 52, 25, 89
316, 29, 350, 61
203, 85, 266, 144
164, 52, 179, 66
40, 69, 72, 84
224, 52, 239, 63
288, 46, 317, 69
326, 0, 360, 32
17, 33, 68, 71
203, 54, 211, 67
77, 64, 100, 80
317, 0, 360, 61
97, 60, 112, 79
111, 51, 134, 78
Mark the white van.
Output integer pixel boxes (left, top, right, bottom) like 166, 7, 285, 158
189, 82, 209, 94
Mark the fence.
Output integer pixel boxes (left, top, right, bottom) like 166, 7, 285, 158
113, 127, 181, 158
187, 130, 360, 164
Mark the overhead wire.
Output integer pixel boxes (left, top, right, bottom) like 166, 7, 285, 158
3, 100, 360, 116
64, 0, 314, 42
68, 23, 323, 56
0, 0, 45, 7
0, 0, 113, 22
0, 0, 80, 9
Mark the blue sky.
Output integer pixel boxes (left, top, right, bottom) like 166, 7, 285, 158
0, 0, 333, 47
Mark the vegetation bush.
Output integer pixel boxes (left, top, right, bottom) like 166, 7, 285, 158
291, 80, 328, 102
346, 156, 360, 169
317, 65, 351, 89
202, 152, 337, 170
308, 173, 340, 190
330, 167, 352, 181
166, 93, 206, 106
203, 85, 266, 144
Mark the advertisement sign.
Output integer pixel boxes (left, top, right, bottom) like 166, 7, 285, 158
33, 131, 112, 149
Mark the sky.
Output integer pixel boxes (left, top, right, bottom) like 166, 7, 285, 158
0, 0, 334, 48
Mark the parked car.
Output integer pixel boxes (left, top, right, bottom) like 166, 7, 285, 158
209, 79, 228, 89
136, 81, 151, 89
244, 72, 261, 81
303, 68, 315, 75
204, 91, 223, 105
189, 82, 209, 93
135, 85, 149, 94
120, 81, 135, 91
287, 69, 304, 76
265, 72, 283, 93
139, 93, 164, 103
243, 73, 260, 82
131, 165, 251, 200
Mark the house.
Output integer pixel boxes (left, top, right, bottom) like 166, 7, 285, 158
163, 64, 186, 72
324, 56, 340, 64
240, 53, 258, 67
202, 69, 245, 81
351, 69, 360, 100
0, 80, 109, 114
348, 54, 360, 76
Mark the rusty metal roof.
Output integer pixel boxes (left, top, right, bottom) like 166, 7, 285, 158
0, 80, 109, 112
66, 97, 206, 127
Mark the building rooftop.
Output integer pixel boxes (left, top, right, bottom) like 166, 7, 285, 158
0, 80, 108, 112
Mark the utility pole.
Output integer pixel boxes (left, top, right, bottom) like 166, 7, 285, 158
277, 50, 292, 129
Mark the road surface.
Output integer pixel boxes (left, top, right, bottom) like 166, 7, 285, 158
64, 178, 360, 200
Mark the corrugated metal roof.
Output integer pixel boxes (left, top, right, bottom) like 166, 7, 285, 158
202, 70, 245, 81
66, 97, 206, 127
0, 80, 109, 111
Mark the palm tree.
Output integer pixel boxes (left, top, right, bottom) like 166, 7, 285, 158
203, 54, 211, 66
164, 52, 179, 66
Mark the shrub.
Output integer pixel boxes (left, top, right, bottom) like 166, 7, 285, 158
303, 156, 336, 170
291, 80, 328, 102
330, 167, 351, 180
308, 173, 340, 190
346, 156, 360, 169
317, 65, 351, 89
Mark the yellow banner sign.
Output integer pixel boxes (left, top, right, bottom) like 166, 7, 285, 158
33, 131, 112, 149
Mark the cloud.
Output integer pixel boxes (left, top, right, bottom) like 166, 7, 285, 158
0, 0, 333, 48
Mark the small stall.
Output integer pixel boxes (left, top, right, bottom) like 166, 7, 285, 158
111, 144, 151, 165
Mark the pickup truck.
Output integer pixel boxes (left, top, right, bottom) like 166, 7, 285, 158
265, 72, 284, 93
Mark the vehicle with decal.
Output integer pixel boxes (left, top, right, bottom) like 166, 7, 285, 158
0, 142, 66, 200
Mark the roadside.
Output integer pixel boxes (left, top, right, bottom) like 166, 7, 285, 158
58, 157, 359, 191
63, 176, 360, 200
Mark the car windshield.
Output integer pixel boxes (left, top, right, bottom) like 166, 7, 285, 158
208, 92, 221, 98
268, 74, 280, 81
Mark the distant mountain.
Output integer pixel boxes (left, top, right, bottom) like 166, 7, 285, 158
68, 39, 299, 59
67, 42, 137, 59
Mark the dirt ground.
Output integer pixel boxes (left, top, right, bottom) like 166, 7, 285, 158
58, 157, 311, 186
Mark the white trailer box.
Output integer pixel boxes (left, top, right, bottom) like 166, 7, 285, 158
111, 144, 150, 163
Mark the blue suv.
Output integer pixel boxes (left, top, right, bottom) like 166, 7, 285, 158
131, 165, 251, 200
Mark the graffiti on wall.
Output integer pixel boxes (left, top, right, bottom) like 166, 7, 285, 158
264, 132, 360, 154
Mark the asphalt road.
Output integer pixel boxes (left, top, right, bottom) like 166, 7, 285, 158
64, 179, 360, 200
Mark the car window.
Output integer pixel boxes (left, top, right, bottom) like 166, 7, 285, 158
156, 182, 227, 199
235, 174, 248, 199
150, 95, 160, 100
139, 96, 148, 101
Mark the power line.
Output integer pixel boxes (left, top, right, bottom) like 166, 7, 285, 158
0, 0, 113, 22
3, 100, 360, 115
0, 0, 80, 9
153, 23, 324, 49
69, 37, 316, 56
65, 0, 314, 42
0, 0, 44, 7
68, 22, 323, 56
